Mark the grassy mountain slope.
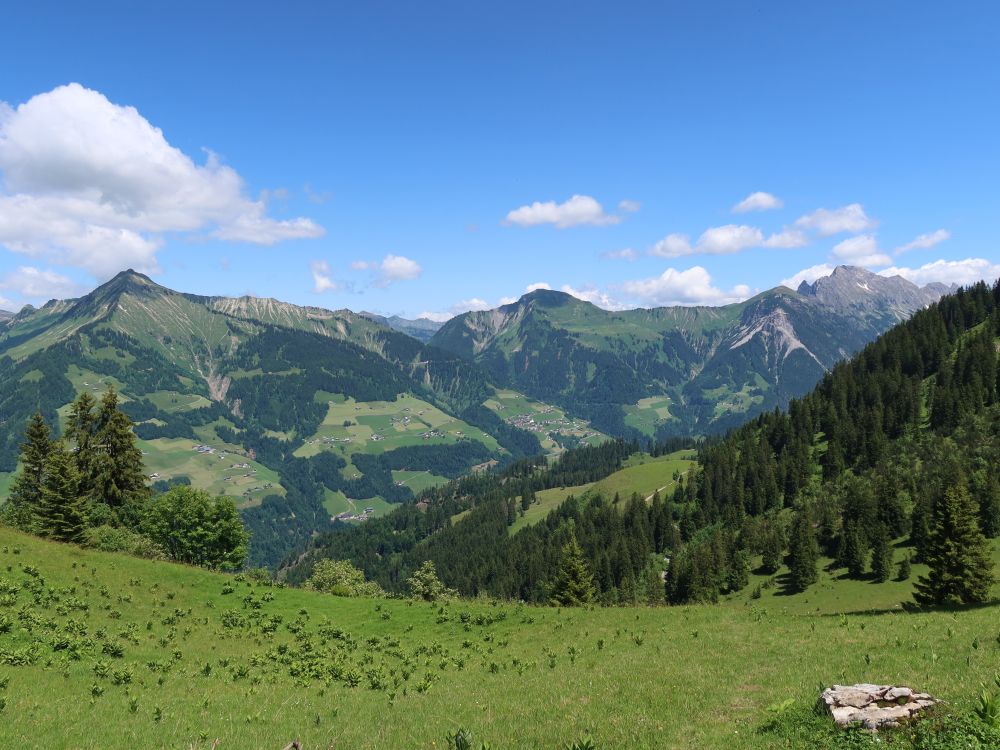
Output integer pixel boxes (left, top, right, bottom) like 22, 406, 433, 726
0, 271, 544, 567
430, 267, 952, 437
1, 526, 998, 749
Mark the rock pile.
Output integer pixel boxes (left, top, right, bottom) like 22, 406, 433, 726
820, 684, 939, 730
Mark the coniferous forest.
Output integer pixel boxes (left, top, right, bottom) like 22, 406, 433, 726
290, 280, 1000, 608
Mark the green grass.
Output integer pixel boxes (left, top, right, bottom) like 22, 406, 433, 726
321, 489, 396, 520
391, 470, 449, 495
509, 451, 697, 534
137, 438, 284, 507
623, 395, 675, 436
294, 393, 499, 459
1, 526, 998, 749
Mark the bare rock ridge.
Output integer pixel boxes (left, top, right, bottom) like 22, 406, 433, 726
796, 265, 955, 315
821, 684, 939, 730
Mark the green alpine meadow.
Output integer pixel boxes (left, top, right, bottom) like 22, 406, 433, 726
3, 5, 1000, 748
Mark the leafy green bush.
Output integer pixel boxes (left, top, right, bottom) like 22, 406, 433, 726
305, 559, 385, 598
81, 525, 166, 560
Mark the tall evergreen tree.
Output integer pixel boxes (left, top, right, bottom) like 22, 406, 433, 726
35, 442, 87, 543
66, 391, 98, 499
92, 387, 149, 511
6, 412, 52, 529
550, 534, 597, 606
913, 482, 996, 606
787, 511, 819, 592
869, 524, 893, 583
840, 522, 867, 579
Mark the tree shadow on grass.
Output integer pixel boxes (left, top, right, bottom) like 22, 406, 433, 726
819, 598, 1000, 617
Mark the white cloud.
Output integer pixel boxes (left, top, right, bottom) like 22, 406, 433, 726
602, 247, 639, 261
418, 297, 492, 322
649, 233, 693, 258
761, 229, 809, 248
525, 282, 552, 292
878, 258, 1000, 288
0, 266, 84, 299
375, 254, 422, 286
618, 199, 641, 213
794, 203, 876, 236
559, 284, 629, 311
779, 263, 837, 290
830, 234, 891, 267
732, 191, 783, 213
351, 254, 423, 287
619, 266, 753, 306
0, 83, 323, 278
504, 194, 620, 228
310, 260, 343, 293
696, 224, 765, 255
0, 294, 16, 310
895, 229, 951, 255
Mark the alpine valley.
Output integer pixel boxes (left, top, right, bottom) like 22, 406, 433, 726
0, 266, 953, 566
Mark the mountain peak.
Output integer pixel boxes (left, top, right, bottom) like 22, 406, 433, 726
510, 288, 580, 309
796, 264, 947, 314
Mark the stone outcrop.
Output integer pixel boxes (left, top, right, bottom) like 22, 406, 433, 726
821, 684, 939, 730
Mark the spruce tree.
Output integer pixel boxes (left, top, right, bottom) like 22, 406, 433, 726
549, 534, 597, 606
66, 391, 98, 499
869, 524, 893, 583
92, 387, 149, 510
787, 511, 819, 592
913, 482, 996, 606
840, 522, 867, 579
897, 554, 912, 581
6, 412, 52, 528
35, 443, 87, 543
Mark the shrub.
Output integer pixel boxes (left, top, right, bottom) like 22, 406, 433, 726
306, 559, 385, 598
81, 526, 166, 560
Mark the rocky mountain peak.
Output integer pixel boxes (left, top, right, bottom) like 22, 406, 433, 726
796, 265, 952, 317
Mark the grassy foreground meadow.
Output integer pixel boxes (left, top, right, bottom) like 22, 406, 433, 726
2, 528, 999, 749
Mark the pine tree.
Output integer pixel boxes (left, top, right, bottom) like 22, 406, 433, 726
840, 522, 867, 579
897, 554, 912, 581
787, 511, 819, 592
66, 391, 97, 499
549, 534, 597, 606
869, 524, 893, 583
6, 412, 52, 529
92, 387, 149, 511
35, 443, 87, 543
978, 474, 1000, 539
913, 482, 996, 606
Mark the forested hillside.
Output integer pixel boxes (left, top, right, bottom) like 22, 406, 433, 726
295, 280, 1000, 607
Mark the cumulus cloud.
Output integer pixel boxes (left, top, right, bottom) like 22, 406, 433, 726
525, 282, 552, 292
618, 199, 641, 213
418, 297, 492, 323
559, 284, 629, 311
779, 263, 837, 290
0, 265, 84, 299
732, 191, 782, 213
351, 254, 422, 287
0, 294, 16, 310
0, 83, 323, 278
830, 234, 891, 267
602, 248, 639, 261
504, 194, 620, 228
649, 223, 807, 258
878, 258, 1000, 288
310, 260, 343, 293
794, 203, 876, 236
619, 266, 752, 306
895, 229, 951, 255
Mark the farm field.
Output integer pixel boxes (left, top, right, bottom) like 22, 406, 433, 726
509, 450, 697, 534
482, 389, 606, 454
622, 395, 675, 436
137, 437, 284, 508
294, 393, 499, 460
1, 526, 998, 749
321, 489, 396, 521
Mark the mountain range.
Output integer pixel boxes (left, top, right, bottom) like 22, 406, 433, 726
429, 266, 953, 436
0, 266, 952, 565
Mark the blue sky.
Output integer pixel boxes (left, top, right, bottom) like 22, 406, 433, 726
0, 1, 997, 319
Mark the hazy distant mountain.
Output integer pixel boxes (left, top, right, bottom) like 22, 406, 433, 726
359, 312, 444, 342
430, 266, 954, 437
0, 309, 12, 325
